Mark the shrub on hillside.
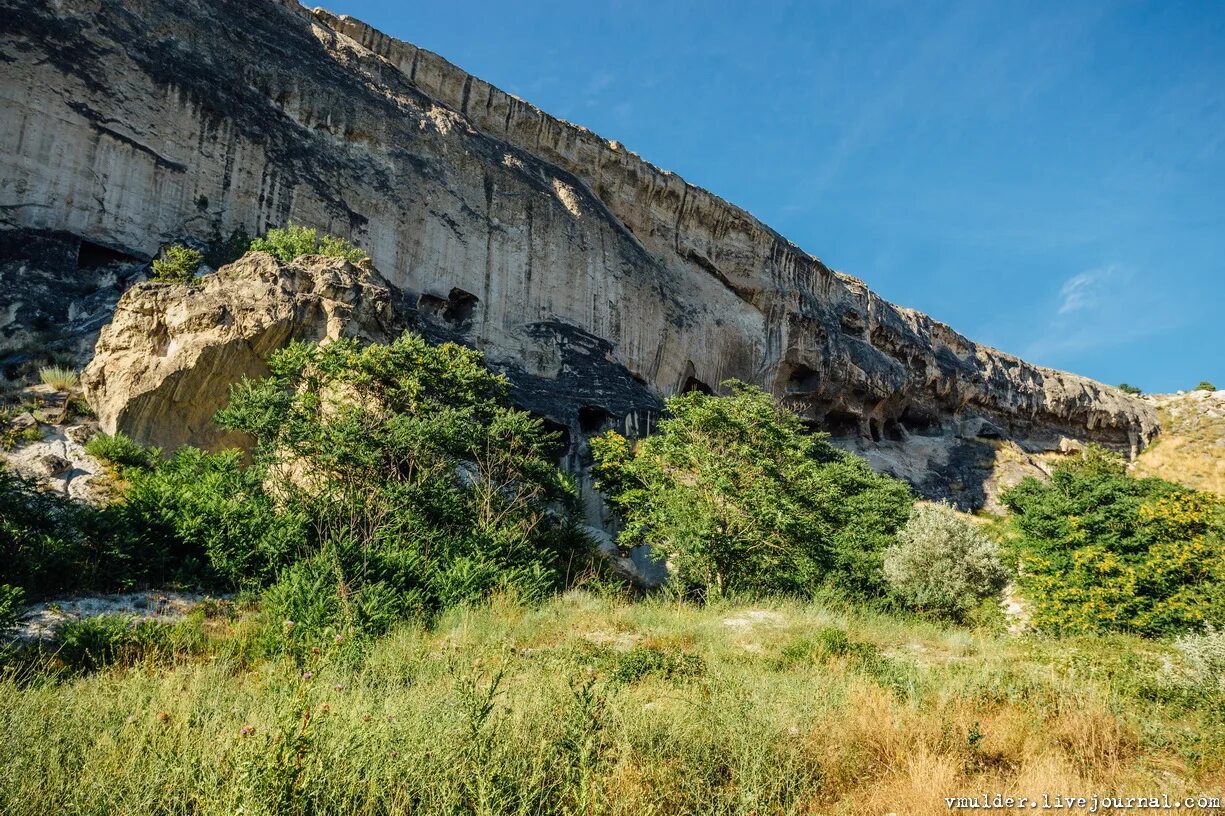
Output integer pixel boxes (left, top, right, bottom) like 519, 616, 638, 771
215, 331, 589, 617
85, 432, 161, 470
117, 447, 306, 590
883, 503, 1009, 621
1195, 381, 1217, 392
151, 244, 203, 283
248, 225, 367, 264
592, 382, 913, 599
1174, 627, 1225, 692
1117, 383, 1142, 395
0, 584, 23, 634
1002, 445, 1225, 636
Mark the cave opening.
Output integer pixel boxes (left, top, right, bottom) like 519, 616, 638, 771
823, 409, 860, 438
77, 239, 136, 269
578, 405, 612, 433
681, 376, 713, 395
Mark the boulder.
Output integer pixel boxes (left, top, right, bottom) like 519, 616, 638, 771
81, 252, 394, 451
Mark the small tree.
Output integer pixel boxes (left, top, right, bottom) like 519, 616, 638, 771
1195, 381, 1217, 392
248, 225, 367, 264
215, 331, 585, 609
592, 382, 913, 599
883, 503, 1008, 620
150, 245, 203, 283
1117, 383, 1142, 395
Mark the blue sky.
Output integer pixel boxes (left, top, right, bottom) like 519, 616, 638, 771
322, 0, 1224, 393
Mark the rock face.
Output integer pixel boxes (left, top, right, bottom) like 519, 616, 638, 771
1, 0, 1158, 506
81, 253, 395, 451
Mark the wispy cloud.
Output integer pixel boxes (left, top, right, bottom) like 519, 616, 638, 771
1022, 263, 1180, 362
1057, 264, 1115, 315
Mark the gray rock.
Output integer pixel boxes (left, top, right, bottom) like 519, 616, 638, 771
0, 0, 1158, 508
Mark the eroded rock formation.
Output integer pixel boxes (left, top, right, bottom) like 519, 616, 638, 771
81, 253, 394, 451
1, 0, 1158, 506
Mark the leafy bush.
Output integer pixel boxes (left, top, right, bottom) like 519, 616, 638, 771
592, 382, 913, 599
0, 467, 89, 597
150, 244, 203, 283
1002, 446, 1225, 636
260, 546, 422, 661
0, 584, 23, 634
52, 613, 205, 673
1195, 380, 1217, 392
1117, 383, 1142, 395
84, 432, 161, 470
117, 447, 306, 590
216, 332, 589, 616
53, 614, 133, 672
883, 503, 1009, 621
38, 365, 78, 391
1174, 627, 1225, 692
247, 225, 367, 264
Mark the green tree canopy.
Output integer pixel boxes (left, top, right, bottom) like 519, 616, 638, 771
1002, 446, 1225, 636
592, 382, 913, 599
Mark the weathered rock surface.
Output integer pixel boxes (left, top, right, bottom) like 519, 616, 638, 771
82, 252, 395, 451
1, 0, 1158, 506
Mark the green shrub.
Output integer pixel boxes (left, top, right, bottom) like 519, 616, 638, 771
84, 432, 161, 470
215, 331, 588, 618
150, 244, 203, 283
54, 614, 133, 672
1002, 445, 1225, 636
1174, 626, 1225, 693
260, 546, 421, 661
52, 613, 205, 673
1195, 380, 1217, 392
248, 225, 367, 264
607, 646, 704, 684
0, 584, 23, 634
1117, 383, 1142, 395
117, 447, 306, 590
37, 365, 78, 391
592, 382, 913, 599
883, 503, 1009, 621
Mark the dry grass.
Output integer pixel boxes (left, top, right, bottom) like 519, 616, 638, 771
0, 593, 1221, 815
1134, 392, 1225, 495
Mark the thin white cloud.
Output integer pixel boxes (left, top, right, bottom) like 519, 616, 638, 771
1057, 264, 1115, 315
1022, 263, 1180, 362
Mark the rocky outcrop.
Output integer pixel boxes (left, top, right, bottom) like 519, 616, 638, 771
1, 0, 1158, 506
81, 253, 394, 451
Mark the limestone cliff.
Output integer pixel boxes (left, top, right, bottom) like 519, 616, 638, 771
0, 0, 1158, 506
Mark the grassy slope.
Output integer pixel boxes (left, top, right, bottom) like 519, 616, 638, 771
1, 593, 1221, 816
1133, 391, 1225, 496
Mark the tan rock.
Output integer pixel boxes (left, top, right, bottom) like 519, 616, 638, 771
81, 253, 394, 451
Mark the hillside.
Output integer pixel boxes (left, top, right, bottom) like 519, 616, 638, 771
1133, 390, 1225, 496
0, 594, 1222, 816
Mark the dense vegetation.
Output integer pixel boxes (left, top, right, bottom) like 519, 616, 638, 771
247, 224, 368, 264
2, 263, 1224, 812
1002, 446, 1225, 636
0, 595, 1221, 815
592, 383, 913, 600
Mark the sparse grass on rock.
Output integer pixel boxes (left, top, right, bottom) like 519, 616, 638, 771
37, 366, 78, 391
